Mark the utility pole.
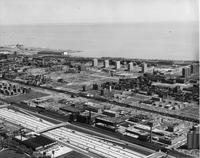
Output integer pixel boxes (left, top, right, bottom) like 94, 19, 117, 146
147, 122, 153, 143
89, 110, 92, 124
52, 150, 55, 158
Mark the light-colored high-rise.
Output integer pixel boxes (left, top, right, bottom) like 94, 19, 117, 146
115, 61, 120, 69
92, 58, 98, 67
128, 62, 133, 71
104, 59, 109, 68
141, 62, 147, 73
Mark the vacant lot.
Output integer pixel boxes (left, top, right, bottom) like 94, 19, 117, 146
8, 90, 49, 103
179, 105, 199, 119
48, 71, 118, 90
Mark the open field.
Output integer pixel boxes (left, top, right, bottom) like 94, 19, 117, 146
48, 71, 118, 90
179, 105, 199, 119
7, 90, 49, 103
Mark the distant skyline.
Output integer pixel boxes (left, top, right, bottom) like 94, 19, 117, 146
0, 0, 198, 25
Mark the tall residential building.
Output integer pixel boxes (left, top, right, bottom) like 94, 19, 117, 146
141, 62, 147, 73
104, 59, 109, 68
182, 67, 191, 78
191, 63, 199, 75
92, 58, 98, 67
115, 61, 120, 69
128, 62, 133, 71
187, 125, 200, 149
188, 66, 191, 76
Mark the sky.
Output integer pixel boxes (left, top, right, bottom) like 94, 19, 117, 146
0, 0, 198, 25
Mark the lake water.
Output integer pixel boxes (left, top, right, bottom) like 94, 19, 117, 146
0, 22, 198, 60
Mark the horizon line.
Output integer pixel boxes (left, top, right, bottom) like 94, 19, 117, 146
0, 20, 198, 27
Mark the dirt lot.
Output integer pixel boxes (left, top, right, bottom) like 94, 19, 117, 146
47, 71, 118, 91
8, 90, 49, 103
179, 105, 199, 119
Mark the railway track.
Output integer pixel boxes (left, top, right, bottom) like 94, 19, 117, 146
0, 108, 146, 158
1, 78, 199, 123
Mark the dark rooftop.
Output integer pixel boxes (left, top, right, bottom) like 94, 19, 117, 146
22, 135, 55, 150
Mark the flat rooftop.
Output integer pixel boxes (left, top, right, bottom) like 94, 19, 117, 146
21, 135, 55, 151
